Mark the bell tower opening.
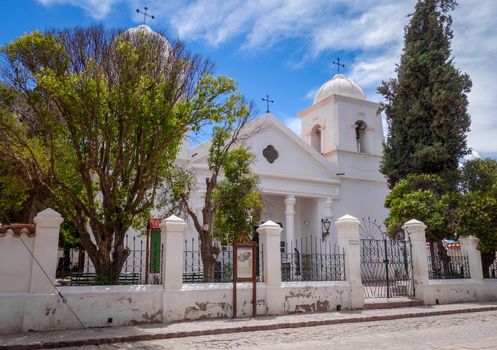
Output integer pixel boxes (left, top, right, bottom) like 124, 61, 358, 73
310, 125, 322, 153
355, 120, 367, 153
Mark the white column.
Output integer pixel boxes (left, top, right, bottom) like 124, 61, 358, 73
335, 215, 364, 309
160, 215, 186, 290
323, 197, 334, 218
31, 208, 64, 293
257, 220, 283, 287
459, 235, 483, 281
403, 219, 429, 302
284, 195, 296, 245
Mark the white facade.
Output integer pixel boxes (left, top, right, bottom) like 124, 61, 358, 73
183, 73, 389, 246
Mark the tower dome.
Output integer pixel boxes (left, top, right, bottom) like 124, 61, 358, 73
314, 74, 366, 104
123, 24, 172, 57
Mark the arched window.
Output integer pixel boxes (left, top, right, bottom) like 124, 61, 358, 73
355, 120, 367, 153
310, 125, 321, 153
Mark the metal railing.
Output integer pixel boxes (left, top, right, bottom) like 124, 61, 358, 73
56, 234, 163, 286
427, 242, 470, 279
482, 252, 497, 279
183, 238, 264, 283
280, 235, 345, 282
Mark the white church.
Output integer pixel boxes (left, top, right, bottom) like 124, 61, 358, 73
180, 72, 389, 245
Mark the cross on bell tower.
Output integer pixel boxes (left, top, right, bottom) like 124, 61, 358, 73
136, 6, 155, 25
262, 95, 274, 113
332, 58, 345, 74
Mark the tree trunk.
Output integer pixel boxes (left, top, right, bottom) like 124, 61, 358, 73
85, 233, 130, 284
481, 251, 496, 279
435, 240, 451, 278
429, 240, 450, 278
200, 233, 219, 282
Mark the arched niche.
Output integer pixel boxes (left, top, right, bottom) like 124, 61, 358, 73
355, 120, 368, 153
310, 125, 322, 153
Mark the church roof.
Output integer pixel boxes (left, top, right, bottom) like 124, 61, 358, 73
314, 74, 366, 104
190, 113, 340, 179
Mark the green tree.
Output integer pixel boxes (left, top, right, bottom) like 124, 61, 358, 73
379, 0, 472, 188
0, 86, 50, 223
459, 158, 497, 194
213, 146, 262, 244
0, 26, 221, 282
384, 174, 456, 242
456, 158, 497, 277
166, 104, 261, 282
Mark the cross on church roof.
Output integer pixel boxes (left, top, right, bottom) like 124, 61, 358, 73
136, 6, 155, 25
332, 58, 345, 74
262, 95, 274, 113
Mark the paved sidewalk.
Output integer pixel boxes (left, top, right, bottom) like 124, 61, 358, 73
2, 302, 497, 350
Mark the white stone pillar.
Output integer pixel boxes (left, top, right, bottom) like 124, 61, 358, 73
336, 215, 364, 309
31, 208, 64, 293
459, 235, 483, 281
257, 220, 283, 287
257, 220, 284, 315
403, 219, 429, 301
284, 195, 296, 245
336, 215, 362, 285
160, 215, 186, 290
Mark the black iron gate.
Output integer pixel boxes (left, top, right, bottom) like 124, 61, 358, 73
360, 218, 414, 299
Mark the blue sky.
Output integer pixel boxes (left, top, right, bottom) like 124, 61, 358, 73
1, 0, 496, 158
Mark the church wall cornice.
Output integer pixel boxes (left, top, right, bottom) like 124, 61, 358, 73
298, 94, 380, 118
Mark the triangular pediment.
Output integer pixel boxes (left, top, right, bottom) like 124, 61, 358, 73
190, 114, 339, 182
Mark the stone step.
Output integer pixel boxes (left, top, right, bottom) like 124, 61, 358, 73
363, 298, 424, 310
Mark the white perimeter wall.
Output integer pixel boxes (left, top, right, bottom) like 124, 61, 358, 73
0, 282, 363, 334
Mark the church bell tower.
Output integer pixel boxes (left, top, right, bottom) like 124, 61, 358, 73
297, 73, 384, 166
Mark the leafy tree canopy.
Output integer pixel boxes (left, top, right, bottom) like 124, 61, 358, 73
456, 159, 497, 253
213, 145, 262, 244
385, 174, 457, 241
379, 0, 471, 188
0, 25, 231, 281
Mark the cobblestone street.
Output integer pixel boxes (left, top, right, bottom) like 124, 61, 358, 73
61, 310, 497, 350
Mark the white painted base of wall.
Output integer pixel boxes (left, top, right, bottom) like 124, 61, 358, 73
0, 285, 163, 334
3, 280, 497, 335
418, 279, 497, 305
0, 282, 363, 334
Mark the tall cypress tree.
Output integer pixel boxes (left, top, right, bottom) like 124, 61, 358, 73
379, 0, 472, 188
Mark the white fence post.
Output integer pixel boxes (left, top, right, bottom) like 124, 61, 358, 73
257, 220, 283, 287
335, 215, 364, 309
403, 219, 429, 302
160, 215, 186, 290
31, 208, 63, 293
336, 215, 362, 285
459, 235, 483, 281
257, 220, 283, 315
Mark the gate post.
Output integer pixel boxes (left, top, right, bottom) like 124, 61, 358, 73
257, 220, 283, 314
403, 219, 429, 302
336, 215, 364, 309
459, 235, 483, 281
31, 208, 64, 293
160, 215, 186, 289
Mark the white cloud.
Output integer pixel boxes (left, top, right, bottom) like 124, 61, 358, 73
283, 117, 301, 136
37, 0, 497, 153
38, 0, 121, 19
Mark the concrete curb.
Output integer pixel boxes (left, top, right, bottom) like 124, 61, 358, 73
4, 306, 497, 349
